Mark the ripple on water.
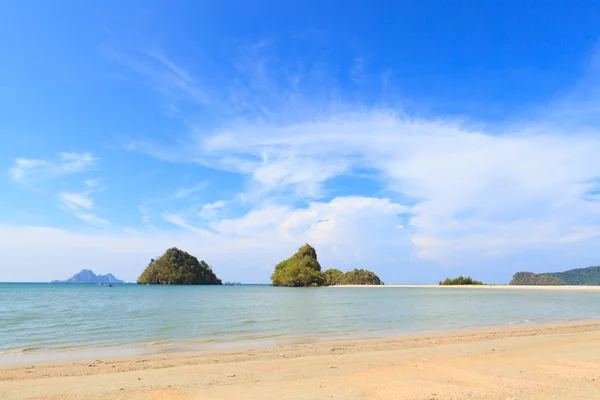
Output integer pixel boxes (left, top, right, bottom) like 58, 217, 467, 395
3, 284, 600, 354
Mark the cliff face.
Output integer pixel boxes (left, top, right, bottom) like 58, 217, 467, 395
137, 248, 222, 285
509, 272, 565, 286
52, 270, 124, 284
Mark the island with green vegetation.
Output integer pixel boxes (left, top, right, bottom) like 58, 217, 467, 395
137, 247, 222, 285
538, 266, 600, 285
509, 272, 565, 286
270, 244, 382, 287
438, 276, 483, 285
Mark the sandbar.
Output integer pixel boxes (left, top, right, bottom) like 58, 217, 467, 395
333, 284, 600, 290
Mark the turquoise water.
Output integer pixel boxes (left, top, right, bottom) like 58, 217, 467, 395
2, 283, 600, 357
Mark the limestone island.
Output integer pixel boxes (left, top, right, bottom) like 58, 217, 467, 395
509, 272, 565, 285
137, 247, 222, 285
51, 269, 124, 284
270, 244, 382, 287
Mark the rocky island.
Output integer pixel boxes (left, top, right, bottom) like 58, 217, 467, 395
509, 272, 565, 285
51, 269, 124, 284
137, 247, 222, 285
270, 244, 382, 287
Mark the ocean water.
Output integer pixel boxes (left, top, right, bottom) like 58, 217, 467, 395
1, 283, 600, 359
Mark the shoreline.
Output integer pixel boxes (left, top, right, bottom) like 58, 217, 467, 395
2, 316, 597, 365
2, 321, 600, 399
333, 284, 600, 290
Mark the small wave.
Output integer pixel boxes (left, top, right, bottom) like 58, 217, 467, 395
242, 319, 257, 325
509, 319, 531, 325
20, 347, 42, 353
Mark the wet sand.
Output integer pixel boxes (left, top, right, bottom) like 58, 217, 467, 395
2, 321, 600, 399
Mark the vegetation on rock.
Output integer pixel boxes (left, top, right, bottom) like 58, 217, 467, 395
323, 268, 345, 285
271, 244, 383, 287
271, 244, 325, 287
539, 266, 600, 285
509, 272, 565, 286
336, 269, 382, 285
137, 248, 222, 285
439, 275, 483, 285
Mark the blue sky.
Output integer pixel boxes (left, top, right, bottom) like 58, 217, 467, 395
2, 1, 600, 283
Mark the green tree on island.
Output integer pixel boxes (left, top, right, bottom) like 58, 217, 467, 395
137, 247, 222, 285
271, 244, 326, 287
439, 275, 484, 285
271, 244, 382, 287
341, 269, 382, 285
323, 268, 345, 285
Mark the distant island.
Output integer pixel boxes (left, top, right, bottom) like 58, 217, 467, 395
137, 247, 222, 285
51, 269, 124, 284
439, 276, 483, 285
270, 244, 382, 287
509, 272, 565, 285
510, 266, 600, 286
538, 266, 600, 285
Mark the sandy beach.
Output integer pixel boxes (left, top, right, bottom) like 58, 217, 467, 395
334, 284, 600, 291
2, 321, 600, 400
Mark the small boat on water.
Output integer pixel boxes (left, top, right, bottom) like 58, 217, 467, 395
108, 284, 114, 287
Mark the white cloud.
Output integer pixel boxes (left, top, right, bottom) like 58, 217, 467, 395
102, 46, 208, 106
85, 179, 101, 188
111, 42, 600, 271
162, 212, 209, 235
169, 182, 209, 199
191, 111, 600, 263
57, 181, 110, 228
58, 192, 94, 211
197, 200, 227, 219
138, 205, 152, 224
9, 152, 97, 183
214, 206, 291, 236
123, 227, 140, 235
0, 196, 410, 282
75, 213, 111, 228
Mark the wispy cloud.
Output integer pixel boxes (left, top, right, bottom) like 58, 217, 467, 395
102, 45, 208, 108
9, 152, 97, 183
58, 192, 94, 211
197, 200, 227, 219
84, 179, 101, 188
162, 212, 208, 235
75, 213, 111, 228
169, 182, 209, 199
130, 109, 600, 264
57, 179, 110, 228
111, 39, 600, 269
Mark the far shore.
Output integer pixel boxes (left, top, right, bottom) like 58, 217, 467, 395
332, 284, 600, 290
2, 321, 600, 399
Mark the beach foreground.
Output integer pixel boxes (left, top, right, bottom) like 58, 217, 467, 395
2, 322, 600, 400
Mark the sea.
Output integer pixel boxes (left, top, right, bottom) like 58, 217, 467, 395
2, 283, 600, 363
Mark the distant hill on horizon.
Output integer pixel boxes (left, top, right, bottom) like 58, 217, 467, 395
51, 269, 124, 284
539, 266, 600, 285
